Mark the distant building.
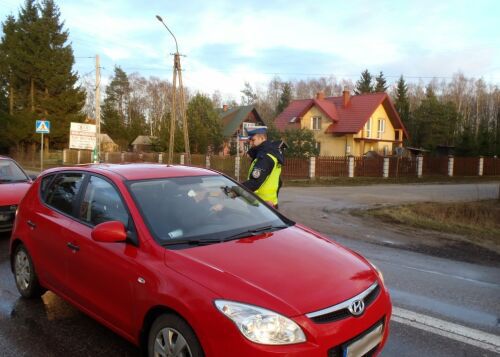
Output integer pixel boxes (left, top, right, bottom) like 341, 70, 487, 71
99, 134, 119, 152
131, 136, 157, 152
217, 105, 265, 155
274, 90, 408, 156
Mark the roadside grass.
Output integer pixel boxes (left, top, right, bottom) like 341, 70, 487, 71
353, 200, 500, 247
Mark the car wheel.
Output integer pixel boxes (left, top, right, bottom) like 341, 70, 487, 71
148, 313, 204, 357
13, 244, 44, 298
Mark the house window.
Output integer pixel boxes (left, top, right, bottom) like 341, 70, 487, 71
364, 119, 371, 138
377, 119, 385, 139
311, 117, 321, 130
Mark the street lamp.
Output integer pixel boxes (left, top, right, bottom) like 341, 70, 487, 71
156, 15, 190, 164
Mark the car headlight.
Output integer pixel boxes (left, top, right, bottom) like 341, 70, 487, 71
215, 300, 306, 345
368, 260, 385, 285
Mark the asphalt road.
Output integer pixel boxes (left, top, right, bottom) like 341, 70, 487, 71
1, 182, 499, 356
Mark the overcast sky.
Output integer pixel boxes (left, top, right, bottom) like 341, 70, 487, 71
1, 0, 499, 99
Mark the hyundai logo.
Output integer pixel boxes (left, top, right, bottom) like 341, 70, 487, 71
348, 299, 365, 316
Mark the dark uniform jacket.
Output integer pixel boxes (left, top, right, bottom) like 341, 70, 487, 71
242, 140, 284, 192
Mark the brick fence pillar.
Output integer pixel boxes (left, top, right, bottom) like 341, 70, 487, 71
105, 152, 109, 163
448, 156, 454, 177
77, 150, 81, 165
63, 149, 68, 164
206, 155, 211, 168
235, 156, 241, 181
309, 156, 316, 179
348, 156, 354, 178
180, 154, 185, 165
417, 154, 423, 178
478, 156, 484, 176
383, 157, 389, 178
121, 152, 125, 163
158, 153, 163, 164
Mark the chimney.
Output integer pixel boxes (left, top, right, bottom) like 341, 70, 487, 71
316, 91, 325, 100
343, 87, 350, 107
223, 104, 228, 112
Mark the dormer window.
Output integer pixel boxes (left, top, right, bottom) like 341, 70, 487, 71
289, 117, 298, 123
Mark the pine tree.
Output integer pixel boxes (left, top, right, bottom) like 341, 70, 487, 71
187, 93, 223, 154
374, 71, 388, 92
276, 82, 292, 115
394, 75, 410, 136
413, 85, 459, 150
240, 82, 258, 105
283, 128, 319, 157
354, 69, 373, 94
0, 0, 84, 149
101, 66, 130, 148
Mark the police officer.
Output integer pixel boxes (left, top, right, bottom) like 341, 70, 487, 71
242, 127, 284, 208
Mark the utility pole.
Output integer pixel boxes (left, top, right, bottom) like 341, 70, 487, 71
95, 54, 101, 163
156, 15, 190, 164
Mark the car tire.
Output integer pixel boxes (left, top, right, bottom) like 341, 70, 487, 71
148, 313, 204, 357
13, 244, 45, 298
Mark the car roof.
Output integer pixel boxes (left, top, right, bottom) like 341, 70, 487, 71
43, 163, 219, 181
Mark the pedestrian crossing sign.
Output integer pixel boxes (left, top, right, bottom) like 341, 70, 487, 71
36, 120, 50, 134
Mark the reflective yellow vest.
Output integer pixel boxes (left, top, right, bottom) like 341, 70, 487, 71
247, 153, 282, 205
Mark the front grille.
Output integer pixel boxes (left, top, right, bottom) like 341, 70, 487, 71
310, 283, 381, 324
327, 318, 384, 357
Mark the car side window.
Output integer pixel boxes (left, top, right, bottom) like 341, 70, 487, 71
44, 173, 85, 216
79, 176, 129, 227
40, 175, 54, 199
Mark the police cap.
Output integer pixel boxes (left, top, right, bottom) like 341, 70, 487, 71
247, 127, 267, 138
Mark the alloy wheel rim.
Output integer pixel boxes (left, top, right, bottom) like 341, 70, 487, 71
154, 327, 192, 357
14, 250, 30, 290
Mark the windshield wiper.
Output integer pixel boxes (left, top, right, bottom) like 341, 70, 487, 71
221, 225, 288, 242
160, 238, 224, 247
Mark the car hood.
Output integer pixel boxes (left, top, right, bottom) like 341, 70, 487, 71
165, 225, 377, 316
0, 182, 31, 206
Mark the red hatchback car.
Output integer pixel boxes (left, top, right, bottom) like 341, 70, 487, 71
10, 164, 391, 357
0, 156, 33, 233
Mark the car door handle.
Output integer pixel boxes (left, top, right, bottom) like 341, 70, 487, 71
27, 220, 36, 229
66, 242, 80, 252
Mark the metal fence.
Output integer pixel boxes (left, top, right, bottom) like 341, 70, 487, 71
389, 157, 418, 178
354, 157, 384, 177
316, 157, 349, 177
11, 149, 499, 179
483, 157, 500, 176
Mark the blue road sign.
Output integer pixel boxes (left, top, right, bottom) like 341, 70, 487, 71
36, 120, 50, 134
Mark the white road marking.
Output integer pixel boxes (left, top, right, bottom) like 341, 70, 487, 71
392, 307, 500, 353
391, 264, 500, 289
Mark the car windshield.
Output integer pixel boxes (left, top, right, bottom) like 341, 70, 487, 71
0, 159, 29, 183
128, 175, 292, 247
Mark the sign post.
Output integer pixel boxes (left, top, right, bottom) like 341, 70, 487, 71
35, 120, 50, 171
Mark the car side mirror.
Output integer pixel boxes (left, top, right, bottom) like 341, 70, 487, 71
91, 221, 127, 243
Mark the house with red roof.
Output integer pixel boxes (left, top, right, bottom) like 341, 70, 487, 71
274, 89, 408, 156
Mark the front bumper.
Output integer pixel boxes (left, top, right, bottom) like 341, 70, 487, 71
202, 286, 392, 357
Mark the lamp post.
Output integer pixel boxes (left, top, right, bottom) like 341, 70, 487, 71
156, 15, 190, 164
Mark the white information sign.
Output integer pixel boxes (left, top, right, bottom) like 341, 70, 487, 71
69, 122, 96, 150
